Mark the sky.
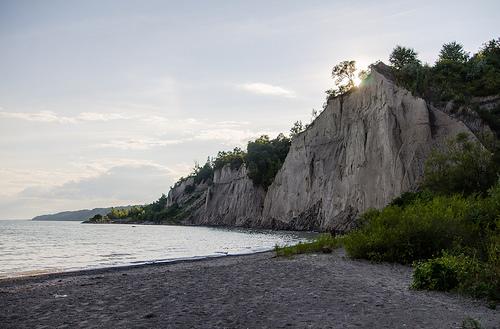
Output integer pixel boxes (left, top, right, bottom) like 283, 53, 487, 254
1, 0, 499, 219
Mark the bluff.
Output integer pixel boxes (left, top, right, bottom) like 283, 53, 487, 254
168, 65, 474, 232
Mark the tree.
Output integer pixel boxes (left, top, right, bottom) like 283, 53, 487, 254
329, 60, 356, 97
246, 134, 291, 188
437, 42, 469, 64
290, 120, 304, 138
389, 45, 420, 70
213, 147, 246, 170
192, 160, 214, 184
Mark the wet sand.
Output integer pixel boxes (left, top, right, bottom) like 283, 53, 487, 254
0, 249, 498, 329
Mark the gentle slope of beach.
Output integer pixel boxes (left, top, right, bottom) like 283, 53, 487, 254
1, 249, 498, 329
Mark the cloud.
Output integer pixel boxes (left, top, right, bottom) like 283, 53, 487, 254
0, 162, 180, 218
0, 110, 136, 123
95, 118, 260, 150
19, 164, 174, 201
239, 83, 296, 98
0, 110, 77, 123
76, 112, 133, 121
98, 138, 185, 150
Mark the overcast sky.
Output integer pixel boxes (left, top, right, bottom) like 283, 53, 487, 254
1, 0, 499, 219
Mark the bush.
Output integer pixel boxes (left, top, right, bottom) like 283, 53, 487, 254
423, 133, 497, 196
389, 190, 434, 208
343, 195, 482, 264
275, 234, 340, 257
412, 253, 499, 301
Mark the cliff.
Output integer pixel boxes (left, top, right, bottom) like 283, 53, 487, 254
169, 65, 475, 231
167, 165, 265, 226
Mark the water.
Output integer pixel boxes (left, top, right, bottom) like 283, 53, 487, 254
0, 220, 314, 278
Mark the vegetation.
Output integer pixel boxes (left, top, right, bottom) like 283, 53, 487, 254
87, 194, 194, 224
389, 45, 421, 70
333, 42, 500, 302
290, 120, 305, 138
326, 60, 356, 98
388, 39, 500, 104
276, 131, 499, 302
246, 134, 290, 189
274, 234, 340, 257
412, 252, 498, 301
423, 133, 497, 196
213, 147, 246, 170
341, 134, 500, 302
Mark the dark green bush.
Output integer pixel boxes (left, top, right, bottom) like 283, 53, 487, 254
389, 190, 434, 208
412, 253, 499, 301
343, 195, 482, 264
423, 133, 497, 196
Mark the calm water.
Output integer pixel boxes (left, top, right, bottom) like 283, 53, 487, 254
0, 220, 313, 278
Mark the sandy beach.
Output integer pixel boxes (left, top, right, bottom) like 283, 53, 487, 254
0, 249, 498, 329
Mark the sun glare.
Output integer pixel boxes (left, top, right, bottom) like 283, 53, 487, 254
353, 75, 362, 87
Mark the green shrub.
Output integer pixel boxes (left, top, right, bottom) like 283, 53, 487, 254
423, 133, 497, 196
389, 190, 434, 208
343, 195, 481, 264
275, 233, 340, 257
412, 253, 499, 301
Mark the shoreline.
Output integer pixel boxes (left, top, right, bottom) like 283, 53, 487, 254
1, 249, 498, 328
0, 249, 274, 283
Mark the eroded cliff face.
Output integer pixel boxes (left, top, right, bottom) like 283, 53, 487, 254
167, 67, 474, 231
167, 165, 265, 227
261, 69, 471, 231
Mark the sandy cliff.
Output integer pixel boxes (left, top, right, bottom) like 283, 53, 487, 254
168, 66, 474, 231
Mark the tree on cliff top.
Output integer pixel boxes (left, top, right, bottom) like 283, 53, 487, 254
326, 60, 356, 99
389, 45, 420, 70
437, 42, 469, 64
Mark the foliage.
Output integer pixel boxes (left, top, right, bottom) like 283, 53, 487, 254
423, 133, 497, 196
213, 147, 246, 170
191, 160, 214, 184
326, 60, 357, 101
290, 120, 305, 138
437, 42, 469, 64
245, 134, 291, 188
389, 45, 420, 70
388, 190, 434, 208
412, 253, 499, 301
388, 38, 500, 102
343, 195, 482, 264
275, 234, 340, 257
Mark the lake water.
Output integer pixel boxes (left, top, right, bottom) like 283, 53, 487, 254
0, 220, 313, 278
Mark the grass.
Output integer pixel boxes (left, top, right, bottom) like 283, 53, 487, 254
274, 233, 341, 257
